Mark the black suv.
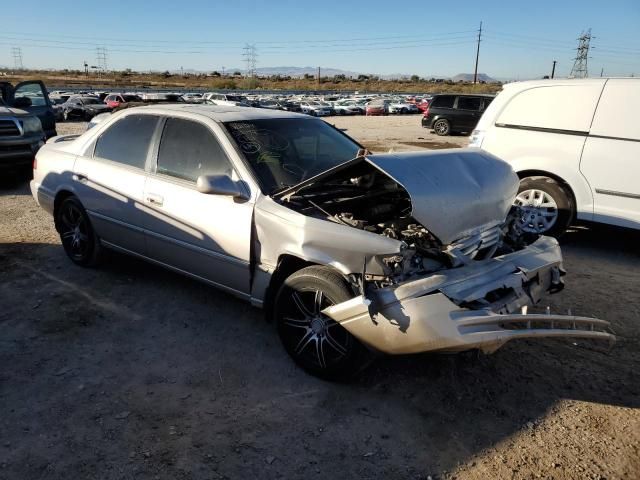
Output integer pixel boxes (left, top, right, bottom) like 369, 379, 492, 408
421, 94, 494, 136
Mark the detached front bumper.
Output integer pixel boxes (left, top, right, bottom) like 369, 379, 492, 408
323, 236, 614, 355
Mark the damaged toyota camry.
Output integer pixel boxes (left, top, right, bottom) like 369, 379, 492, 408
30, 105, 615, 379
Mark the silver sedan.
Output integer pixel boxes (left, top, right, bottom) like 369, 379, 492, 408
30, 105, 614, 380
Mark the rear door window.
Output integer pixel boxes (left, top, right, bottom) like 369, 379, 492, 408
431, 96, 455, 108
94, 114, 159, 169
156, 117, 233, 182
457, 96, 482, 111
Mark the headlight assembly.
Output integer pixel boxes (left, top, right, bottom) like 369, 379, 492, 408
21, 116, 43, 134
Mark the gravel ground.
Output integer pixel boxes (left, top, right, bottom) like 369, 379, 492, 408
0, 116, 638, 480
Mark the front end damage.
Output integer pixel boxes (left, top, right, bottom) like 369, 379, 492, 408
260, 149, 615, 355
322, 236, 614, 354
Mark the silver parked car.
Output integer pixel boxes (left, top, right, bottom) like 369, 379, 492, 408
30, 105, 613, 379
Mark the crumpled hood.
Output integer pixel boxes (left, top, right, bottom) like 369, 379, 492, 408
365, 149, 519, 244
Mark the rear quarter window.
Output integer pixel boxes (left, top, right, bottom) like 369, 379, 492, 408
496, 84, 603, 132
94, 114, 159, 168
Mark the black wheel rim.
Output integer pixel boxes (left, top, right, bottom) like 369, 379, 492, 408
279, 289, 351, 370
59, 203, 90, 261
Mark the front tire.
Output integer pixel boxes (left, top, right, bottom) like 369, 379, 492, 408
514, 176, 574, 237
55, 196, 102, 266
274, 266, 371, 380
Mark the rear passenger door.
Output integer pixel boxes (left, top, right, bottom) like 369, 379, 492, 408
455, 96, 483, 132
580, 79, 640, 229
73, 113, 161, 254
142, 116, 253, 297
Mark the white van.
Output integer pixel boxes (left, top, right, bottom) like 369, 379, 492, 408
470, 78, 640, 236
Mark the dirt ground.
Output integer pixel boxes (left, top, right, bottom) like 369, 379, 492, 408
0, 116, 638, 480
326, 114, 470, 152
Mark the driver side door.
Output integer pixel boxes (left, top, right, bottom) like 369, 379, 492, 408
11, 81, 57, 138
142, 116, 254, 298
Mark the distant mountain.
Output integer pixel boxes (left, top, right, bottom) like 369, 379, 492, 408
167, 65, 497, 82
451, 73, 498, 83
254, 66, 366, 78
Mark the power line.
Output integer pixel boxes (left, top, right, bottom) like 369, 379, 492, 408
570, 29, 592, 78
0, 29, 478, 47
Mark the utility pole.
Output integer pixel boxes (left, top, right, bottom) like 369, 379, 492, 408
11, 47, 23, 70
473, 21, 482, 84
84, 61, 89, 77
96, 46, 108, 75
569, 29, 592, 78
551, 60, 557, 79
600, 67, 604, 77
242, 44, 258, 79
318, 66, 321, 89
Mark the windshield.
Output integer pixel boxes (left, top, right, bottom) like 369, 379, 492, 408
224, 118, 361, 194
82, 98, 101, 105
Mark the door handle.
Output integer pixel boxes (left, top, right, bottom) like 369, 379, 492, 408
146, 193, 164, 207
73, 172, 88, 182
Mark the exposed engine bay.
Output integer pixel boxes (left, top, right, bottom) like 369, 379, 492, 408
276, 158, 536, 280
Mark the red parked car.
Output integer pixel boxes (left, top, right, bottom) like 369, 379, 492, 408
104, 93, 142, 108
417, 99, 431, 113
365, 100, 389, 116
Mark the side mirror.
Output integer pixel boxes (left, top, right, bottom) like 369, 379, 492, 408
196, 174, 249, 201
13, 96, 32, 108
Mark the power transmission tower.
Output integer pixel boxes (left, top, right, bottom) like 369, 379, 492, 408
569, 29, 592, 78
473, 21, 482, 84
96, 46, 108, 74
11, 47, 23, 70
242, 44, 258, 78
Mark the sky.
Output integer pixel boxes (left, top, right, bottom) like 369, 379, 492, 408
1, 0, 639, 79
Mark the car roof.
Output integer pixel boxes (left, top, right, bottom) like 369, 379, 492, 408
431, 93, 495, 98
125, 104, 307, 122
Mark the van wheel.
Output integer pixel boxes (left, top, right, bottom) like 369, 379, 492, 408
274, 266, 372, 381
514, 176, 574, 237
55, 196, 102, 266
433, 119, 450, 135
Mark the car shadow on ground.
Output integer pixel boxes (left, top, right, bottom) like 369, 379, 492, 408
1, 234, 637, 478
0, 167, 32, 193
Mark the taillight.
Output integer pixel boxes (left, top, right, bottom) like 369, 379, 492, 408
32, 158, 37, 170
468, 130, 485, 148
423, 105, 430, 117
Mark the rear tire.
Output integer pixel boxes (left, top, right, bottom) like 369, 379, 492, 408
55, 196, 103, 267
274, 266, 372, 380
433, 119, 450, 136
515, 176, 574, 237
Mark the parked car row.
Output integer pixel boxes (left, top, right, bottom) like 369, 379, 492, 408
48, 89, 434, 122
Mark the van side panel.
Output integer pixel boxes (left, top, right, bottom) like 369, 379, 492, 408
580, 79, 640, 229
481, 127, 594, 220
478, 80, 609, 223
494, 84, 603, 133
